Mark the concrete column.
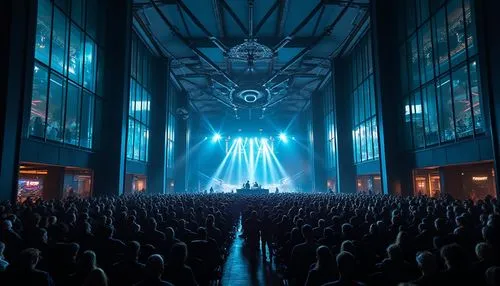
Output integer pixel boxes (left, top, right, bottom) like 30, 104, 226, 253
0, 0, 37, 202
147, 59, 169, 194
371, 0, 413, 195
333, 59, 356, 193
311, 91, 326, 192
475, 0, 500, 198
174, 91, 188, 193
92, 0, 132, 196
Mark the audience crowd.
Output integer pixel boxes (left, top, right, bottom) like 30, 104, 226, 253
0, 194, 237, 286
0, 192, 499, 286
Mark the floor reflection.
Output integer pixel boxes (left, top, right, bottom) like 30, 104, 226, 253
221, 216, 281, 286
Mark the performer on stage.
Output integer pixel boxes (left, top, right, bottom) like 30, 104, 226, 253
253, 182, 259, 188
245, 180, 251, 189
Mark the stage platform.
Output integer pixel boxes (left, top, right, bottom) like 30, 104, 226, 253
236, 188, 269, 195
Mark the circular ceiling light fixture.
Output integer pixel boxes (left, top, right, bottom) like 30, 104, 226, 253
241, 90, 259, 103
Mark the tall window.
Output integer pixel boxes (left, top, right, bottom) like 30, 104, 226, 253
323, 80, 336, 170
127, 33, 152, 162
400, 0, 483, 149
29, 0, 102, 149
166, 83, 177, 172
349, 32, 379, 164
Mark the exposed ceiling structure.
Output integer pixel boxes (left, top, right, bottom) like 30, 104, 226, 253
132, 0, 369, 117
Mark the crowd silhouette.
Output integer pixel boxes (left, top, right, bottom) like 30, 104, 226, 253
0, 192, 499, 285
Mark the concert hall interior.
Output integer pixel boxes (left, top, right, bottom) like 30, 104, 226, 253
2, 0, 500, 285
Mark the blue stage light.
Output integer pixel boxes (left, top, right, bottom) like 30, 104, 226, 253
212, 133, 222, 142
279, 133, 288, 143
237, 137, 242, 143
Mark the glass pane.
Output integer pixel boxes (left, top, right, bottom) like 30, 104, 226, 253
54, 0, 70, 13
404, 97, 413, 149
418, 0, 430, 24
127, 118, 134, 158
68, 25, 84, 84
47, 73, 66, 142
437, 75, 455, 142
360, 123, 366, 162
353, 90, 359, 125
93, 98, 102, 149
419, 21, 434, 83
35, 0, 52, 65
447, 0, 466, 66
65, 82, 81, 145
424, 84, 439, 145
51, 8, 69, 74
464, 0, 477, 55
86, 0, 98, 39
364, 81, 371, 119
412, 91, 425, 148
96, 47, 105, 96
84, 37, 96, 91
359, 85, 365, 123
80, 91, 94, 148
134, 121, 141, 160
409, 35, 420, 89
129, 79, 135, 116
452, 65, 473, 138
366, 120, 373, 160
135, 84, 142, 120
370, 76, 376, 116
400, 45, 409, 93
469, 60, 484, 133
29, 64, 49, 138
140, 125, 147, 160
71, 0, 85, 27
406, 0, 417, 35
372, 117, 379, 158
433, 8, 449, 75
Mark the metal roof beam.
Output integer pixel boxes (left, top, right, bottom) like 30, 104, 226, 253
150, 0, 237, 87
220, 0, 249, 36
254, 0, 280, 36
174, 0, 228, 53
263, 0, 353, 87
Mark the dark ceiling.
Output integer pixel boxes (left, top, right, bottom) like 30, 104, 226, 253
132, 0, 369, 118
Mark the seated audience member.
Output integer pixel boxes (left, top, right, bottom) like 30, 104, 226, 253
290, 224, 319, 286
439, 243, 474, 285
472, 242, 498, 285
135, 254, 173, 286
164, 242, 198, 286
305, 245, 338, 286
410, 251, 439, 286
0, 241, 9, 271
485, 266, 500, 286
5, 248, 54, 286
376, 243, 416, 284
324, 251, 365, 286
84, 267, 109, 286
66, 250, 98, 286
110, 241, 145, 286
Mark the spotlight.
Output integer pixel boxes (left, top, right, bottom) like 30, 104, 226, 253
261, 138, 267, 144
212, 133, 222, 142
204, 136, 208, 140
238, 137, 242, 143
279, 133, 288, 143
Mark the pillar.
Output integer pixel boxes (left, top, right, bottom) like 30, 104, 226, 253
333, 59, 356, 193
476, 0, 500, 198
371, 0, 413, 195
0, 0, 37, 202
147, 59, 169, 194
92, 0, 132, 196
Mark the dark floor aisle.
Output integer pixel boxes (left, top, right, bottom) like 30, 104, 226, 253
221, 216, 281, 286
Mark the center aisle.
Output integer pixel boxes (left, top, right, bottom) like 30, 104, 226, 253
221, 216, 281, 286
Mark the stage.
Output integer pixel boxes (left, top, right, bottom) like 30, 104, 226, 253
236, 188, 269, 195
